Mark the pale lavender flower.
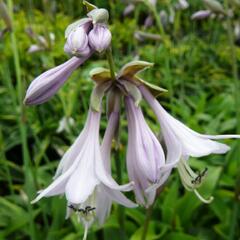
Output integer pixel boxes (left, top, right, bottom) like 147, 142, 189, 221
24, 54, 92, 105
88, 24, 111, 53
125, 96, 165, 206
64, 27, 91, 57
191, 10, 212, 20
140, 85, 240, 202
123, 4, 135, 16
27, 44, 43, 54
32, 109, 136, 235
144, 15, 154, 28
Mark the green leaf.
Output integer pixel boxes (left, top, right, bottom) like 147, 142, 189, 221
165, 232, 198, 240
162, 181, 179, 224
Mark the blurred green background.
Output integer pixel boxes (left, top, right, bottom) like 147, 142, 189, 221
0, 0, 240, 239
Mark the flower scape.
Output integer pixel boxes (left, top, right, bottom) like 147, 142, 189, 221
24, 1, 240, 240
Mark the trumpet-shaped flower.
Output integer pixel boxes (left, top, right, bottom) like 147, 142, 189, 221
140, 85, 240, 202
32, 108, 136, 237
191, 10, 212, 20
125, 96, 165, 206
24, 55, 91, 105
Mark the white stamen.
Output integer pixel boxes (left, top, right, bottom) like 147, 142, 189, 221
194, 189, 214, 204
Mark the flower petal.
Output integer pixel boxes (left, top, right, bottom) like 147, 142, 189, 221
103, 185, 137, 208
140, 85, 239, 158
54, 112, 92, 178
31, 158, 79, 203
65, 149, 99, 204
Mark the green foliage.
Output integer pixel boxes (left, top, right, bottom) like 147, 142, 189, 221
0, 0, 240, 240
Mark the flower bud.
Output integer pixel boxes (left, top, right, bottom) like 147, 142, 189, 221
64, 27, 90, 57
203, 0, 226, 14
191, 10, 212, 20
123, 4, 135, 16
88, 24, 111, 53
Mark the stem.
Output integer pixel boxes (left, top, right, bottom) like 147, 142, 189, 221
141, 204, 154, 240
106, 47, 116, 80
7, 1, 36, 239
144, 1, 166, 41
141, 187, 163, 240
224, 1, 240, 240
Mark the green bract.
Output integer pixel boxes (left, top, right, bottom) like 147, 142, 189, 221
89, 60, 167, 110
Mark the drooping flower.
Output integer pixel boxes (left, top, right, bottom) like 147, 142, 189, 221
32, 107, 136, 237
140, 85, 240, 202
191, 10, 212, 20
123, 4, 135, 16
24, 55, 91, 105
125, 96, 166, 206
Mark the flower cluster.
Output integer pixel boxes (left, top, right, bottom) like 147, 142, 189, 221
24, 2, 240, 239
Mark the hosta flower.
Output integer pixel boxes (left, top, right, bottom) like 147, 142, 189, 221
24, 55, 91, 105
140, 85, 240, 202
191, 10, 212, 20
125, 96, 165, 206
32, 107, 135, 236
123, 4, 135, 16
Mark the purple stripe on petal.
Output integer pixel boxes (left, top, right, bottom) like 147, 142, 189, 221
24, 54, 92, 105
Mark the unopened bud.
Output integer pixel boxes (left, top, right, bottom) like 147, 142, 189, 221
191, 10, 212, 20
123, 4, 135, 16
87, 8, 109, 24
203, 0, 226, 14
88, 24, 111, 53
64, 27, 90, 57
